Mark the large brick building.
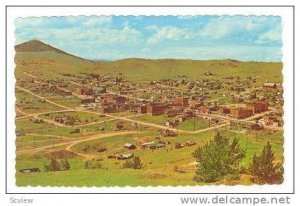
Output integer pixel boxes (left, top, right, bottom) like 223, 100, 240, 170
80, 88, 94, 96
172, 97, 189, 106
246, 101, 268, 113
101, 96, 126, 105
81, 98, 95, 104
138, 105, 148, 114
199, 106, 209, 114
147, 104, 170, 116
230, 108, 253, 119
164, 106, 184, 117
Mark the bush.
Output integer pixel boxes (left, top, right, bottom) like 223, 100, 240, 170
123, 156, 143, 169
84, 161, 89, 169
192, 132, 245, 183
174, 166, 186, 173
61, 159, 70, 170
249, 142, 283, 184
84, 160, 102, 169
44, 158, 70, 172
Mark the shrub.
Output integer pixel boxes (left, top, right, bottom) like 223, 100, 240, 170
44, 158, 70, 172
84, 160, 102, 169
174, 166, 185, 173
61, 159, 70, 170
84, 161, 89, 169
123, 156, 143, 169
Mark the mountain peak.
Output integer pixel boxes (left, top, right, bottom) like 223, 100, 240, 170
15, 39, 92, 62
15, 40, 64, 53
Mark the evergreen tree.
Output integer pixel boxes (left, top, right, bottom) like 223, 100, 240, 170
193, 132, 245, 183
45, 158, 61, 172
250, 142, 283, 184
132, 156, 143, 169
123, 156, 143, 169
44, 158, 70, 172
61, 159, 70, 170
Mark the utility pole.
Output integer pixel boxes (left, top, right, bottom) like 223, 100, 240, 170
33, 136, 36, 149
246, 136, 249, 150
255, 132, 258, 142
193, 118, 196, 131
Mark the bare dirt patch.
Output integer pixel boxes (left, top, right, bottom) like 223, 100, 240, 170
45, 150, 77, 159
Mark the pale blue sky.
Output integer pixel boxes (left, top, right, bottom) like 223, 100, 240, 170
15, 15, 282, 61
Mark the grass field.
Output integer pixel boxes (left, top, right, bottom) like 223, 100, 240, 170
177, 117, 209, 131
130, 115, 169, 126
39, 111, 110, 125
47, 95, 81, 108
16, 118, 55, 131
78, 119, 118, 133
16, 135, 67, 150
15, 90, 62, 113
15, 129, 283, 186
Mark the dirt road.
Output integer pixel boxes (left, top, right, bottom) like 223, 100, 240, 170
65, 131, 138, 160
16, 86, 71, 110
17, 131, 138, 157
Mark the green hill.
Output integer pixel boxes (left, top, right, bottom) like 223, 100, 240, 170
95, 58, 282, 83
15, 40, 282, 83
15, 40, 95, 78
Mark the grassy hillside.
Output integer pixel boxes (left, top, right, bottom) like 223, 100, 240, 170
94, 58, 282, 83
15, 40, 95, 78
15, 40, 283, 83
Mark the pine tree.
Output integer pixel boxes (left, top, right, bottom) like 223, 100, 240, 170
250, 142, 283, 184
123, 156, 143, 169
61, 159, 70, 170
132, 156, 143, 169
45, 158, 61, 172
193, 132, 245, 183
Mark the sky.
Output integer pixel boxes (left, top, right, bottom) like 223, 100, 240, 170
15, 15, 282, 62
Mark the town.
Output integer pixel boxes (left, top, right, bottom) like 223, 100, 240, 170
14, 41, 284, 187
16, 62, 284, 184
17, 71, 283, 134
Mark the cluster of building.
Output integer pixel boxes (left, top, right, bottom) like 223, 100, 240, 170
107, 153, 134, 160
175, 140, 197, 149
77, 80, 271, 122
52, 115, 78, 125
226, 100, 269, 119
30, 80, 73, 96
54, 73, 282, 132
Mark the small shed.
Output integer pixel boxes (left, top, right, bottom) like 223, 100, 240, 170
124, 143, 136, 150
19, 168, 40, 174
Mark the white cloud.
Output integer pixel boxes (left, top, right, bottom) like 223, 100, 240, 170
16, 24, 142, 45
198, 16, 271, 39
259, 26, 282, 42
15, 17, 44, 29
147, 26, 191, 44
